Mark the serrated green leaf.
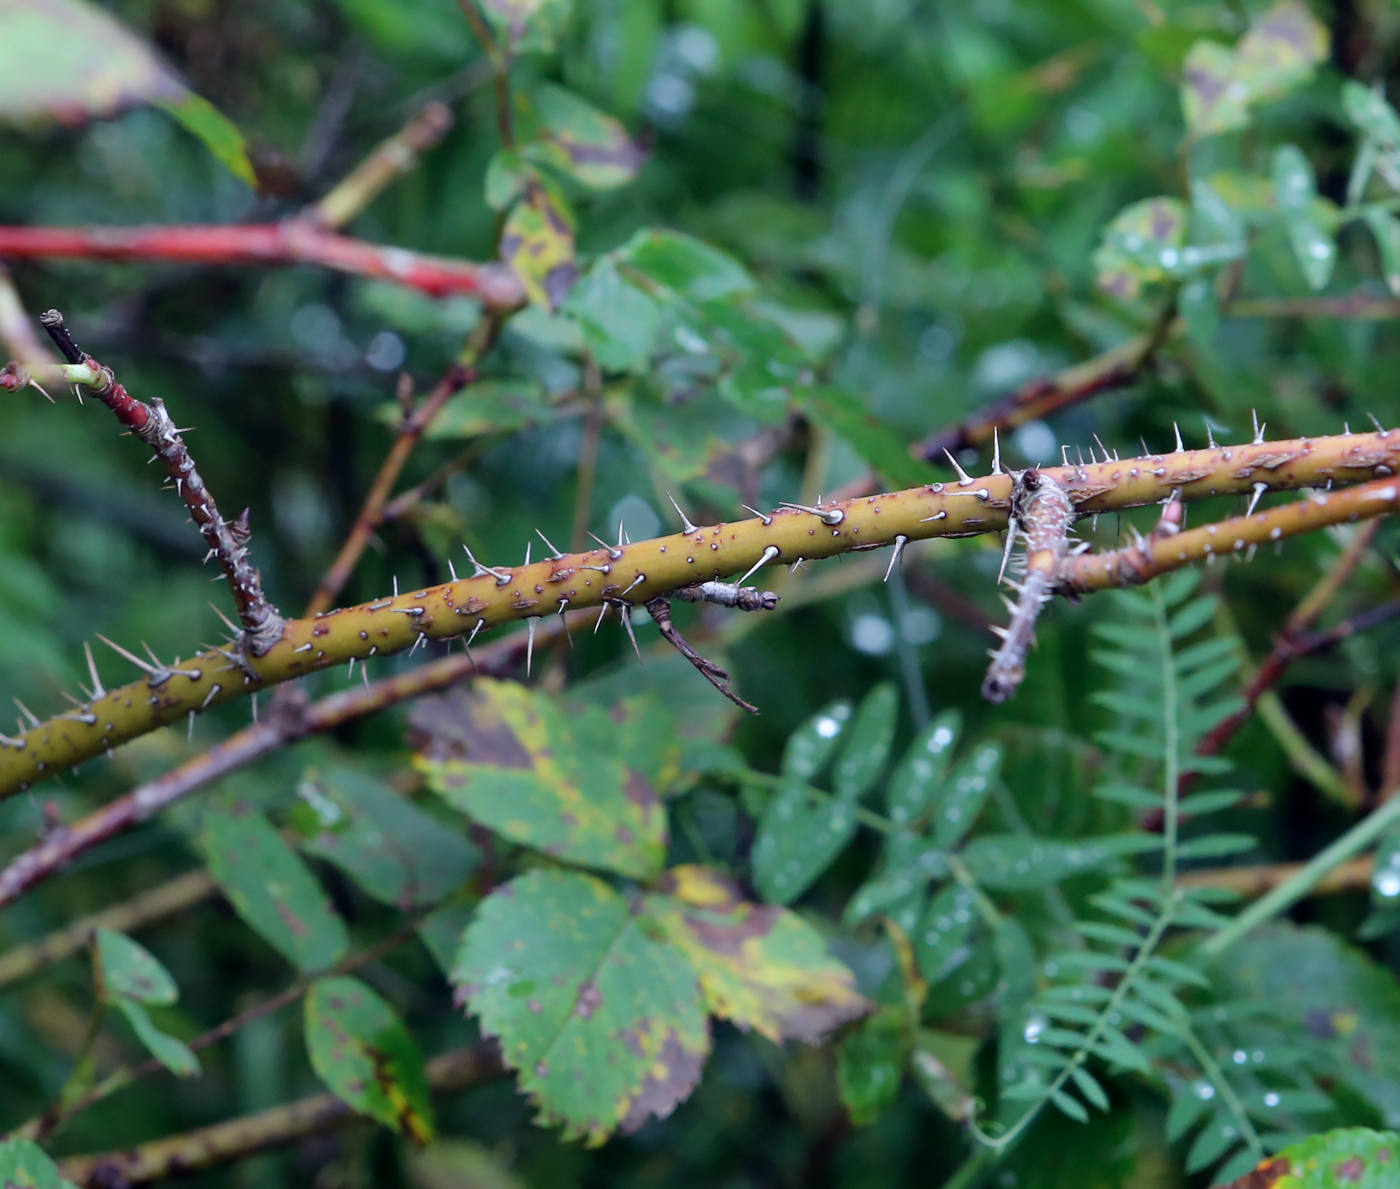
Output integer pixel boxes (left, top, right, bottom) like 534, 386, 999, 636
96, 928, 178, 1005
618, 228, 756, 303
414, 679, 669, 879
115, 997, 199, 1078
305, 976, 435, 1143
563, 259, 661, 372
297, 767, 479, 909
454, 869, 709, 1143
837, 1006, 908, 1126
832, 682, 898, 801
199, 806, 349, 973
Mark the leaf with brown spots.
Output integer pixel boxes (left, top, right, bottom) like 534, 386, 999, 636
500, 178, 577, 311
1220, 1129, 1400, 1188
453, 869, 709, 1144
199, 806, 349, 972
526, 85, 644, 191
305, 976, 435, 1144
414, 679, 669, 879
647, 865, 870, 1045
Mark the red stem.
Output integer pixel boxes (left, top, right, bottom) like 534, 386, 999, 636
0, 223, 524, 305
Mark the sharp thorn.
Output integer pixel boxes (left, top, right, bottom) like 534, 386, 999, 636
740, 504, 774, 526
1061, 445, 1072, 466
996, 523, 1018, 585
535, 528, 565, 559
463, 543, 512, 583
393, 575, 399, 596
1367, 412, 1385, 433
884, 535, 908, 583
920, 510, 948, 522
523, 541, 531, 567
618, 603, 643, 662
1173, 422, 1184, 452
942, 449, 974, 485
736, 545, 780, 587
588, 532, 623, 560
991, 428, 1003, 476
95, 634, 162, 678
1093, 433, 1111, 461
1205, 419, 1218, 448
83, 641, 106, 699
448, 559, 459, 580
1246, 481, 1268, 517
557, 598, 574, 647
466, 618, 485, 648
187, 711, 195, 742
0, 731, 25, 748
666, 491, 699, 535
12, 698, 40, 727
594, 603, 610, 633
207, 603, 240, 635
1252, 409, 1266, 444
526, 617, 537, 676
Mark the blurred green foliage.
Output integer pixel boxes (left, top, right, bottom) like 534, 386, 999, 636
8, 0, 1400, 1186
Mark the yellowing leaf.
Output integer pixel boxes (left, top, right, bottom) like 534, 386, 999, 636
1220, 1129, 1400, 1188
413, 680, 670, 879
500, 180, 577, 311
529, 85, 644, 190
1093, 197, 1188, 302
648, 865, 870, 1044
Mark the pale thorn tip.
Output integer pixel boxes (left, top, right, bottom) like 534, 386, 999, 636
942, 449, 975, 485
466, 618, 485, 648
1173, 422, 1185, 452
12, 698, 40, 728
1093, 433, 1111, 462
83, 640, 106, 700
1251, 409, 1266, 444
666, 491, 699, 535
463, 543, 512, 583
778, 500, 845, 526
393, 574, 399, 597
1061, 445, 1073, 466
736, 545, 780, 587
594, 603, 610, 633
991, 428, 1003, 476
740, 503, 774, 526
523, 541, 531, 567
557, 598, 574, 647
1246, 481, 1268, 517
526, 617, 537, 676
996, 522, 1019, 585
207, 603, 240, 636
448, 559, 459, 580
1205, 419, 1218, 448
618, 519, 630, 548
535, 528, 565, 559
28, 377, 54, 403
588, 532, 623, 560
1344, 421, 1352, 436
617, 603, 643, 662
884, 535, 909, 583
1368, 412, 1385, 433
0, 730, 25, 747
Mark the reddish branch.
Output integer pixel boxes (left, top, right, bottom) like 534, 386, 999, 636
306, 364, 475, 615
0, 620, 544, 909
34, 310, 285, 654
0, 223, 524, 305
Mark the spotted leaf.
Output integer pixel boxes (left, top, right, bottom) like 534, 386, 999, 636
96, 928, 178, 1005
529, 85, 644, 190
500, 179, 577, 311
295, 766, 479, 910
1181, 1, 1328, 139
413, 680, 669, 879
454, 868, 709, 1144
1093, 197, 1189, 302
1221, 1129, 1400, 1189
114, 998, 199, 1078
305, 976, 434, 1143
648, 865, 869, 1044
199, 806, 349, 972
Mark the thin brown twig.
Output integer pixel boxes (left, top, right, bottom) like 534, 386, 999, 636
306, 364, 475, 615
1195, 520, 1381, 760
0, 869, 217, 989
56, 1041, 502, 1187
1179, 854, 1373, 897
